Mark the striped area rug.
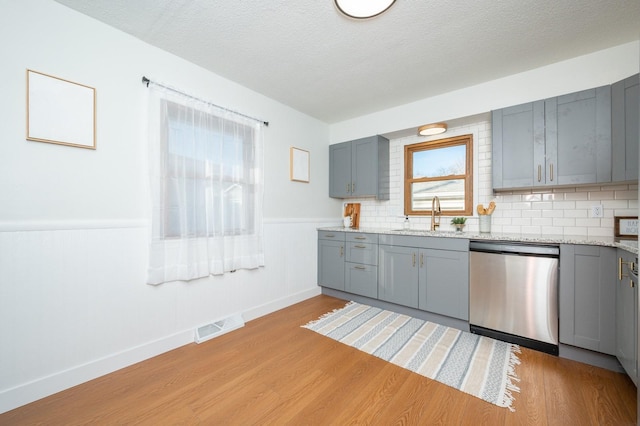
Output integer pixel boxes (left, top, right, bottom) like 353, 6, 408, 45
302, 301, 521, 411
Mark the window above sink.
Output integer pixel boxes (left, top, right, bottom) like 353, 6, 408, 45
404, 134, 473, 216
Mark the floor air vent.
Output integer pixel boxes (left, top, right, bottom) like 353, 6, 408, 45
195, 314, 245, 344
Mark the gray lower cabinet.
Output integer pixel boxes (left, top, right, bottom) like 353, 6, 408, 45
378, 244, 419, 308
419, 248, 469, 321
559, 244, 616, 355
329, 135, 390, 200
317, 231, 345, 291
616, 248, 637, 385
345, 233, 379, 298
492, 85, 612, 190
378, 235, 469, 319
612, 73, 639, 182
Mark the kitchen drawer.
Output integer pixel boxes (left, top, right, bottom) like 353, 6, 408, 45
318, 230, 345, 241
346, 241, 378, 265
345, 263, 378, 298
346, 232, 379, 244
379, 234, 469, 251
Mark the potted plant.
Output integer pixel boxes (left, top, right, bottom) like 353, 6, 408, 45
451, 217, 467, 232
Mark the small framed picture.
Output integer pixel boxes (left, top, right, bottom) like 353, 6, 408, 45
614, 216, 638, 240
290, 147, 309, 182
27, 69, 96, 149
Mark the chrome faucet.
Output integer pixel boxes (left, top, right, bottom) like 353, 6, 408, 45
431, 196, 441, 231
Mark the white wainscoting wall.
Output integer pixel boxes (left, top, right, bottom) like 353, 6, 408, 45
0, 218, 337, 414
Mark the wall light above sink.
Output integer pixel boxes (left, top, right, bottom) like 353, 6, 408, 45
418, 123, 447, 136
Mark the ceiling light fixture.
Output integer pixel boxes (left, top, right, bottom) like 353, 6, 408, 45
334, 0, 396, 19
418, 123, 448, 136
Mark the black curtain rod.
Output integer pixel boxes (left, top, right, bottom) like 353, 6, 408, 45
141, 76, 269, 127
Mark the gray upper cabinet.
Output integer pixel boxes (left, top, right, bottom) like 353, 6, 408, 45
612, 74, 639, 182
549, 86, 611, 185
559, 244, 616, 355
492, 85, 612, 190
492, 101, 544, 189
329, 142, 351, 198
329, 135, 390, 200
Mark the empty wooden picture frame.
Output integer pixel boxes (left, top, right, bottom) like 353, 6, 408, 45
615, 216, 639, 240
290, 147, 310, 182
26, 69, 96, 149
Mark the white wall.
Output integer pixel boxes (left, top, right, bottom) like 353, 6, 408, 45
0, 0, 340, 413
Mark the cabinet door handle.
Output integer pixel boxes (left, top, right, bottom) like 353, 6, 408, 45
352, 183, 356, 193
420, 253, 424, 268
412, 253, 416, 267
618, 257, 623, 280
619, 257, 630, 280
346, 183, 350, 193
354, 244, 366, 249
549, 164, 554, 182
538, 165, 541, 182
630, 280, 635, 288
340, 246, 344, 257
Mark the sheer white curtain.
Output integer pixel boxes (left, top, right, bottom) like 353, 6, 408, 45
146, 84, 264, 285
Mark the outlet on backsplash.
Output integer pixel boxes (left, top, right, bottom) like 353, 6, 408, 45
591, 205, 604, 218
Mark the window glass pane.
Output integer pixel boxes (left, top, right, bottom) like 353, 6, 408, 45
411, 179, 465, 211
413, 145, 466, 178
162, 102, 259, 239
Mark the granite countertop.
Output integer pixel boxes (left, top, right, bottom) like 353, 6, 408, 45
318, 226, 639, 255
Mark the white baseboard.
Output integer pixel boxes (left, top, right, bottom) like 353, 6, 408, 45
0, 286, 321, 415
243, 287, 321, 321
0, 329, 192, 414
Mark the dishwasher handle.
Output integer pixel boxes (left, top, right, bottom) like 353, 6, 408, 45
470, 241, 559, 257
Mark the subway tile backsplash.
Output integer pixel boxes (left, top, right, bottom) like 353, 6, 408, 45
343, 119, 638, 238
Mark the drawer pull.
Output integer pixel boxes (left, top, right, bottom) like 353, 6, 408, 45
325, 234, 335, 238
355, 236, 366, 240
354, 244, 366, 249
354, 265, 366, 270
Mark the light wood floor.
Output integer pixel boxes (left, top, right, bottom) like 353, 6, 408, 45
1, 295, 636, 425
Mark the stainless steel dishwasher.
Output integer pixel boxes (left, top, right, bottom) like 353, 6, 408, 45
469, 241, 559, 355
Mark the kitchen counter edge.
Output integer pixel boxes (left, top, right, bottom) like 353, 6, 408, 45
317, 226, 639, 255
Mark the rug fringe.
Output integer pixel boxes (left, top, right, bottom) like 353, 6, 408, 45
502, 344, 522, 412
301, 301, 355, 328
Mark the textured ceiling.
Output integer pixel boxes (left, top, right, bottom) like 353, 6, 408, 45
54, 0, 639, 123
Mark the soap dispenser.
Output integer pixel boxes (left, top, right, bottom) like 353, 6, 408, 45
403, 216, 410, 230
